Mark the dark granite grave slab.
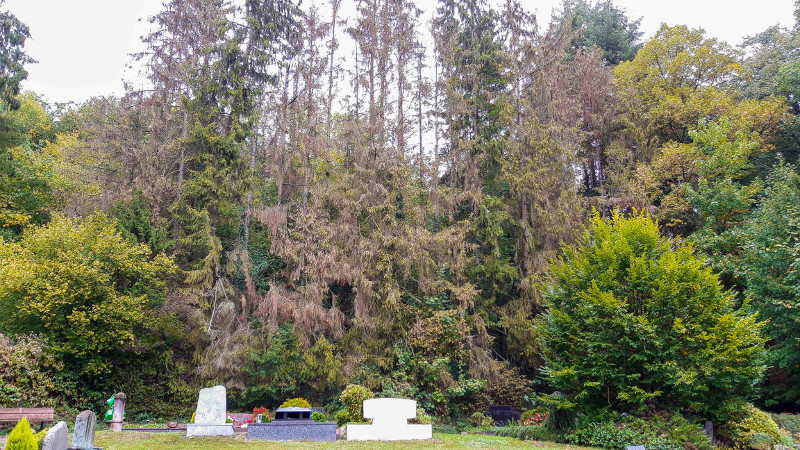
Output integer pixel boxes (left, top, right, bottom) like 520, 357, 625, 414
489, 405, 520, 426
246, 420, 336, 442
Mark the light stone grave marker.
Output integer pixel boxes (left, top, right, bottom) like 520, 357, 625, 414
186, 385, 235, 437
42, 421, 68, 450
346, 398, 432, 441
69, 410, 100, 450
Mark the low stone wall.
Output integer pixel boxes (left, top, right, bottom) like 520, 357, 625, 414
246, 421, 337, 442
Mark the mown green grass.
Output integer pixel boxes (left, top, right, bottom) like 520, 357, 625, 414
93, 430, 595, 449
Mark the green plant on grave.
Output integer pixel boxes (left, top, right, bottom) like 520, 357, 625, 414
339, 384, 374, 423
6, 417, 37, 450
279, 398, 311, 409
311, 411, 326, 422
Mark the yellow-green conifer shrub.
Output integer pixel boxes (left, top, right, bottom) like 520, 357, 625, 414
723, 404, 783, 450
6, 417, 37, 450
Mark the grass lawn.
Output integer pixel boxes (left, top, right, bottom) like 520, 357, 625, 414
93, 430, 595, 449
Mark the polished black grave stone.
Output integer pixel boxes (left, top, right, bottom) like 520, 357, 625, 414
489, 405, 520, 426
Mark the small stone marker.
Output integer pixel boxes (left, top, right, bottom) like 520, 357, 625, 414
703, 421, 714, 442
186, 385, 235, 437
110, 392, 126, 432
347, 398, 432, 441
69, 410, 99, 450
42, 421, 68, 450
626, 446, 646, 450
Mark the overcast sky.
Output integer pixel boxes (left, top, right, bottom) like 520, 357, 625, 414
5, 0, 798, 105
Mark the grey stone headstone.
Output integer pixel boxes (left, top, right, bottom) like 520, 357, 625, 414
71, 410, 97, 449
626, 446, 646, 450
42, 421, 68, 450
194, 385, 227, 424
703, 421, 714, 442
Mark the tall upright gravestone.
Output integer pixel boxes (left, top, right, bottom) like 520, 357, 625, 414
186, 385, 235, 437
68, 410, 101, 450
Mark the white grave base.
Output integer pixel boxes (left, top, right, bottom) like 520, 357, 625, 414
346, 398, 433, 441
186, 424, 235, 437
347, 423, 432, 441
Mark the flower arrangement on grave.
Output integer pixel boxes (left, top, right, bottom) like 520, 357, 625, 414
252, 407, 272, 422
520, 409, 548, 426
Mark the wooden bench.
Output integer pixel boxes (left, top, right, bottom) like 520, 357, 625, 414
0, 408, 55, 429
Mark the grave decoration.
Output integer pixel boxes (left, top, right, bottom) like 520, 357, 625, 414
347, 398, 432, 441
246, 406, 336, 441
186, 385, 235, 437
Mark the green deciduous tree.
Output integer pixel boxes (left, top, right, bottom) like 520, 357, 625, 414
0, 213, 176, 379
614, 24, 742, 158
542, 212, 766, 419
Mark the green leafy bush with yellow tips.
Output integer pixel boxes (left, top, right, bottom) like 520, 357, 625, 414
541, 212, 767, 419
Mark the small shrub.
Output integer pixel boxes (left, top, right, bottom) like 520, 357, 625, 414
339, 384, 374, 423
496, 424, 563, 442
470, 412, 488, 427
279, 398, 311, 409
312, 411, 326, 422
566, 414, 711, 450
6, 417, 37, 450
481, 416, 495, 428
415, 407, 432, 425
722, 404, 782, 449
335, 410, 349, 427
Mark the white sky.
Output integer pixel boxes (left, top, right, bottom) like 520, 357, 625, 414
4, 0, 797, 105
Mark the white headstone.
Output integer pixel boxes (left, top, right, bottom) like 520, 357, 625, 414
347, 398, 432, 441
42, 421, 68, 450
194, 385, 227, 424
186, 385, 235, 437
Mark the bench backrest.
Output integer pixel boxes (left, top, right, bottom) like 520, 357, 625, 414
0, 408, 55, 422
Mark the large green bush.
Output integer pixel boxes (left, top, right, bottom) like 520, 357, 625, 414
542, 212, 766, 419
0, 213, 177, 379
0, 333, 63, 408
